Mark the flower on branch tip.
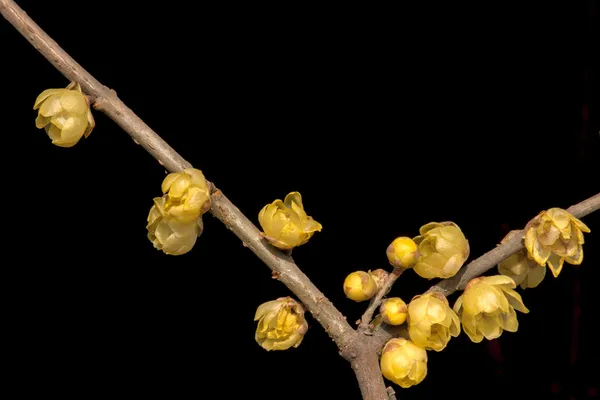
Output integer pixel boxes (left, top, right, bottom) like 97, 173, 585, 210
380, 297, 408, 326
258, 191, 322, 250
407, 292, 460, 352
343, 271, 377, 302
524, 208, 590, 278
254, 296, 308, 351
380, 338, 428, 389
412, 221, 470, 279
453, 275, 529, 343
33, 81, 95, 148
386, 237, 418, 269
161, 168, 211, 223
146, 195, 203, 255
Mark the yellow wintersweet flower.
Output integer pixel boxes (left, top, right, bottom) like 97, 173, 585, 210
161, 168, 211, 223
254, 297, 308, 351
33, 82, 95, 148
498, 250, 546, 289
146, 195, 203, 255
258, 192, 322, 250
524, 208, 590, 278
453, 276, 529, 343
380, 338, 428, 388
386, 237, 418, 269
407, 292, 460, 351
343, 271, 377, 302
412, 222, 470, 279
380, 297, 408, 326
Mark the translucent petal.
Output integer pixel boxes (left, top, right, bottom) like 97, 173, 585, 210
84, 109, 95, 138
301, 217, 322, 233
60, 91, 87, 114
39, 94, 63, 117
34, 89, 62, 109
533, 238, 551, 266
501, 287, 529, 313
463, 321, 483, 343
482, 275, 516, 287
58, 115, 87, 144
564, 245, 583, 265
479, 314, 502, 340
572, 217, 590, 233
537, 225, 560, 246
522, 264, 546, 289
162, 172, 181, 194
51, 115, 69, 129
35, 114, 50, 129
500, 307, 518, 332
547, 253, 564, 278
408, 323, 431, 348
413, 260, 442, 279
460, 311, 478, 334
419, 222, 443, 235
284, 192, 303, 208
417, 236, 437, 257
169, 174, 191, 199
45, 124, 62, 141
549, 209, 571, 229
449, 311, 461, 336
426, 300, 447, 324
183, 187, 209, 213
441, 253, 466, 278
408, 296, 429, 323
184, 168, 208, 190
452, 295, 463, 314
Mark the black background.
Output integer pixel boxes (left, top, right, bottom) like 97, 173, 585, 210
3, 1, 599, 399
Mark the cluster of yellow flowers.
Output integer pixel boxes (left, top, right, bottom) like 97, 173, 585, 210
33, 85, 591, 395
146, 168, 211, 255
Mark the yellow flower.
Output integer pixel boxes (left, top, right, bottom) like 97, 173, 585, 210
407, 292, 460, 351
161, 168, 211, 223
343, 271, 377, 302
380, 338, 428, 388
412, 221, 470, 279
386, 237, 418, 269
380, 297, 408, 326
146, 196, 203, 255
453, 276, 529, 343
254, 297, 308, 351
498, 250, 546, 289
258, 192, 322, 250
33, 82, 95, 148
524, 208, 590, 278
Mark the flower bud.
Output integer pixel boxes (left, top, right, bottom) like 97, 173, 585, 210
453, 275, 529, 343
369, 269, 389, 291
524, 207, 590, 278
386, 237, 418, 269
258, 191, 322, 250
380, 338, 428, 388
380, 297, 408, 326
146, 196, 203, 255
498, 250, 546, 289
343, 271, 377, 302
254, 297, 308, 351
407, 292, 460, 351
33, 82, 95, 148
161, 168, 211, 223
412, 221, 470, 279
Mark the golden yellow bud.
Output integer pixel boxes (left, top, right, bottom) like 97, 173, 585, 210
161, 168, 211, 223
258, 191, 322, 250
412, 221, 470, 279
407, 292, 460, 351
146, 196, 203, 255
369, 269, 390, 291
380, 338, 428, 388
498, 250, 546, 289
380, 297, 408, 326
386, 237, 418, 269
343, 271, 377, 302
524, 207, 590, 278
254, 297, 308, 351
33, 82, 95, 148
453, 275, 529, 343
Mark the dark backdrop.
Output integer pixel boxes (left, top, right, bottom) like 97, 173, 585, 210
3, 1, 599, 399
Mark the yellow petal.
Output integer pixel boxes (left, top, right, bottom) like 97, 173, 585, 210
452, 295, 463, 314
500, 307, 518, 332
419, 222, 443, 235
537, 225, 560, 246
35, 114, 50, 129
59, 115, 87, 143
162, 172, 181, 194
60, 90, 87, 114
45, 124, 62, 141
39, 94, 63, 117
572, 217, 590, 233
169, 174, 191, 199
522, 264, 546, 289
34, 88, 62, 109
547, 253, 564, 277
501, 287, 529, 313
482, 275, 516, 288
533, 238, 551, 266
564, 245, 583, 265
84, 109, 95, 138
284, 191, 303, 209
479, 313, 502, 340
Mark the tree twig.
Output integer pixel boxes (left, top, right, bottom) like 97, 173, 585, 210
387, 386, 397, 400
0, 0, 356, 352
372, 192, 600, 349
358, 267, 404, 332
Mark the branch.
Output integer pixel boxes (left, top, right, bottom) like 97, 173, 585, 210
372, 192, 600, 349
387, 387, 397, 400
358, 267, 404, 332
0, 0, 355, 351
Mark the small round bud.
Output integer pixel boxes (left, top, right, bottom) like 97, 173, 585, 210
369, 268, 389, 291
343, 271, 377, 302
386, 237, 418, 268
380, 338, 428, 388
380, 297, 408, 325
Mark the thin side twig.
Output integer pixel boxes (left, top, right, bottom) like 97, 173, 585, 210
358, 267, 404, 332
387, 387, 397, 400
372, 192, 600, 349
0, 0, 356, 352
